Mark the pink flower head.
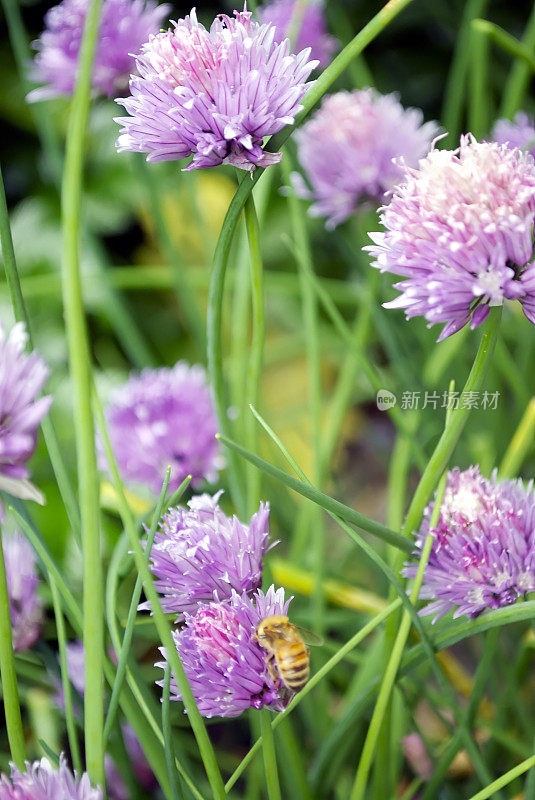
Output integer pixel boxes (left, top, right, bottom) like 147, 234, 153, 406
115, 7, 318, 171
405, 467, 535, 619
0, 756, 102, 800
100, 362, 223, 495
141, 491, 272, 617
367, 135, 535, 339
0, 322, 51, 513
292, 89, 437, 228
29, 0, 170, 100
159, 587, 292, 717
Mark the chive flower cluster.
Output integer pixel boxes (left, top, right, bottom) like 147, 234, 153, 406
367, 135, 535, 339
293, 89, 437, 228
0, 757, 102, 800
115, 7, 318, 171
29, 0, 170, 100
140, 491, 272, 616
146, 493, 294, 717
0, 322, 51, 511
101, 362, 223, 495
406, 466, 535, 619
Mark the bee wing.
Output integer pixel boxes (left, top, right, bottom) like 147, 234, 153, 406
293, 625, 324, 647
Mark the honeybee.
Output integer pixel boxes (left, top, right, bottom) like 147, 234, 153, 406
255, 615, 323, 694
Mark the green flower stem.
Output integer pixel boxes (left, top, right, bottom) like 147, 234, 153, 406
275, 717, 313, 800
467, 755, 535, 800
50, 575, 82, 774
230, 172, 273, 438
350, 384, 455, 800
280, 154, 325, 642
132, 156, 206, 356
217, 433, 412, 553
401, 307, 501, 540
163, 664, 182, 800
500, 3, 535, 117
469, 19, 490, 138
302, 262, 426, 469
0, 0, 63, 178
421, 627, 502, 800
103, 471, 190, 743
8, 266, 368, 307
93, 392, 226, 800
351, 366, 501, 799
60, 0, 104, 783
104, 535, 204, 800
499, 396, 535, 478
260, 710, 282, 800
243, 193, 265, 516
473, 19, 535, 74
208, 0, 415, 510
0, 525, 25, 769
2, 0, 155, 371
441, 0, 489, 146
374, 433, 412, 798
0, 164, 81, 541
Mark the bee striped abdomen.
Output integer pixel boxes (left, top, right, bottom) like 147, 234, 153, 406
277, 643, 310, 692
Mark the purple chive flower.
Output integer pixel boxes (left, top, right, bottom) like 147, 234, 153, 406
101, 362, 223, 495
492, 112, 535, 158
29, 0, 170, 101
0, 322, 51, 511
257, 0, 336, 66
0, 756, 102, 800
366, 134, 535, 340
115, 7, 318, 171
3, 533, 42, 652
141, 491, 272, 617
159, 587, 292, 718
405, 466, 535, 620
291, 89, 437, 229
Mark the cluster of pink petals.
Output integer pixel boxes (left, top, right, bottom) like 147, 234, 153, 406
100, 362, 223, 495
292, 89, 437, 228
0, 322, 51, 512
406, 467, 535, 619
141, 491, 272, 617
29, 0, 170, 100
116, 8, 318, 171
0, 756, 102, 800
367, 135, 535, 339
159, 587, 292, 717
